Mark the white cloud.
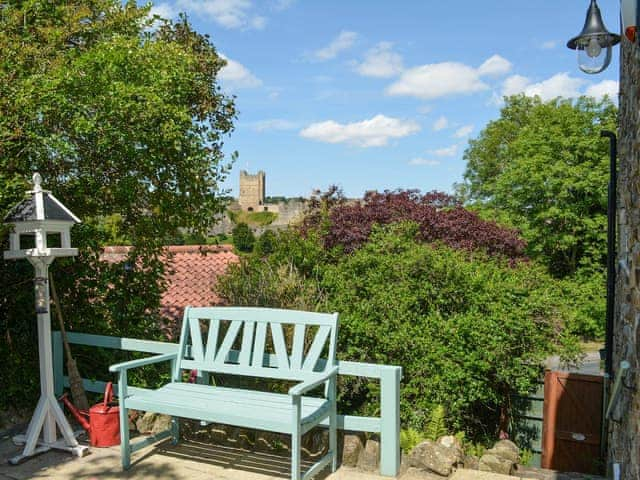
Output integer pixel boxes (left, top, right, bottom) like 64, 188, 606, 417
355, 42, 403, 78
585, 80, 619, 101
409, 158, 440, 166
501, 73, 586, 101
300, 114, 420, 148
387, 61, 489, 100
453, 125, 474, 138
501, 75, 532, 97
253, 119, 298, 132
477, 54, 512, 77
313, 31, 358, 61
433, 116, 449, 131
540, 40, 557, 50
219, 54, 262, 89
175, 0, 265, 30
430, 144, 458, 157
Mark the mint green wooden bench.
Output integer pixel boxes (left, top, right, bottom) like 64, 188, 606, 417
109, 307, 339, 480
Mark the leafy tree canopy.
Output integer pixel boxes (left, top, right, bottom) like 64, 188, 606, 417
0, 1, 235, 410
458, 95, 617, 277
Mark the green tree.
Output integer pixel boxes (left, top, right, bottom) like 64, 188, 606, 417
232, 223, 255, 253
459, 95, 617, 278
0, 1, 235, 410
255, 229, 277, 256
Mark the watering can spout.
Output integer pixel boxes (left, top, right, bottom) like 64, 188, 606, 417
60, 393, 90, 431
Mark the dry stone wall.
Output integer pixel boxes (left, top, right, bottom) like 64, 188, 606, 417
611, 37, 640, 479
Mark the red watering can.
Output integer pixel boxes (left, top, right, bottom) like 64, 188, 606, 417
60, 382, 120, 447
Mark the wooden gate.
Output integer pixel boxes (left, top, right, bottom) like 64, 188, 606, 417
541, 371, 603, 474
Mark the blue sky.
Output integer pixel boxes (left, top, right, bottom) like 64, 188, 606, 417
151, 0, 621, 198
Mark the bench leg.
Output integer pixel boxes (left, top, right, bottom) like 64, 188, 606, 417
291, 397, 301, 480
117, 372, 131, 470
291, 426, 301, 480
330, 403, 337, 472
171, 417, 179, 445
119, 405, 130, 469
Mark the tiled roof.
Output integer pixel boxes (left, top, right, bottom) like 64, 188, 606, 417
102, 245, 238, 328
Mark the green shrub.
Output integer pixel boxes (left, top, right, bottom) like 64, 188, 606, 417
218, 222, 579, 439
232, 223, 255, 253
255, 230, 277, 256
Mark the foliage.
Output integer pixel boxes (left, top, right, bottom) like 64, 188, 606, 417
255, 230, 277, 256
303, 189, 526, 260
560, 270, 606, 340
400, 428, 426, 453
0, 1, 235, 411
459, 95, 617, 278
232, 223, 256, 253
217, 215, 578, 439
425, 405, 448, 441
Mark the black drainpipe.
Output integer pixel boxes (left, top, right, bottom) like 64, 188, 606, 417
600, 130, 617, 378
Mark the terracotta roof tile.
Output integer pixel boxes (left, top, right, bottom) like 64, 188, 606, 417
102, 245, 238, 326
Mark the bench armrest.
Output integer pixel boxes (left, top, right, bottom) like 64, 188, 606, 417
109, 353, 177, 373
289, 366, 339, 397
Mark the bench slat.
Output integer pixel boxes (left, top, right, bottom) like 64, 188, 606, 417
302, 325, 331, 372
271, 323, 290, 370
189, 317, 205, 362
125, 384, 329, 434
214, 320, 242, 365
204, 319, 220, 364
252, 322, 268, 367
291, 324, 306, 371
239, 321, 255, 366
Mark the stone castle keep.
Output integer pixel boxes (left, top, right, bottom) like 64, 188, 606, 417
238, 170, 266, 211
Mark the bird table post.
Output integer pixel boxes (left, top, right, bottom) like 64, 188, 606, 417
3, 173, 89, 464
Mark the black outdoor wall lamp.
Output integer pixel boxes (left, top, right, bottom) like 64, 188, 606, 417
567, 0, 621, 74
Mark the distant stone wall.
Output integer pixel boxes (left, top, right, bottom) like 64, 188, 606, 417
610, 37, 640, 479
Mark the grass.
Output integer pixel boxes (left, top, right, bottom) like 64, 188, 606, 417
228, 209, 278, 226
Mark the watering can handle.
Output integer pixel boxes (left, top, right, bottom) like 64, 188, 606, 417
104, 381, 114, 407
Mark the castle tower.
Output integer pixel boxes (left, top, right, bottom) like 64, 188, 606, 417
239, 170, 265, 211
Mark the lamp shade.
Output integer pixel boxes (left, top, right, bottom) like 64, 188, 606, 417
568, 0, 620, 74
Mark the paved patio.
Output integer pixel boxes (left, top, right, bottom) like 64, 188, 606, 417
0, 434, 387, 480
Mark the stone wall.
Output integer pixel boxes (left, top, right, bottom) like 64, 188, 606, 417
611, 36, 640, 479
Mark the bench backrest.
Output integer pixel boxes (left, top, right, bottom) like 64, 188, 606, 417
174, 307, 339, 382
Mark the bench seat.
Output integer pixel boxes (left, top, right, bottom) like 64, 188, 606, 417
126, 383, 330, 434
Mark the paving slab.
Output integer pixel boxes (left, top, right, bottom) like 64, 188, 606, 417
450, 470, 522, 480
0, 435, 387, 480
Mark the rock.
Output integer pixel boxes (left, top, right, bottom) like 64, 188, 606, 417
127, 410, 140, 431
136, 412, 158, 434
489, 439, 520, 464
490, 440, 520, 463
409, 439, 460, 477
150, 414, 172, 435
478, 453, 514, 475
341, 432, 365, 467
463, 454, 479, 470
357, 438, 380, 472
437, 435, 464, 463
